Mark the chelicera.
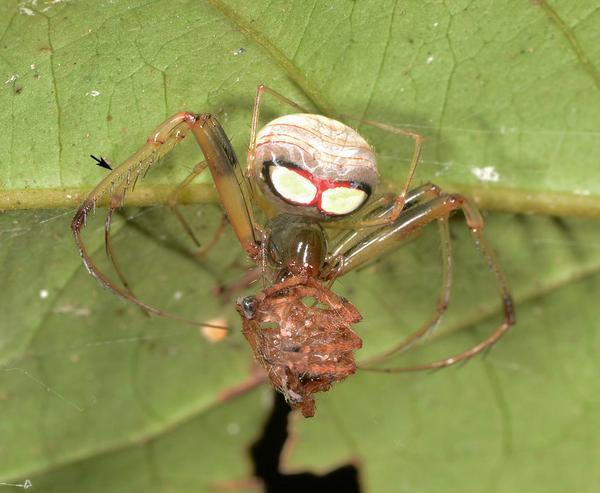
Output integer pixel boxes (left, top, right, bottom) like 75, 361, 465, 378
71, 85, 515, 417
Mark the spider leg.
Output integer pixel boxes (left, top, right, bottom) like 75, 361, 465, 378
104, 193, 150, 317
167, 161, 208, 248
195, 213, 229, 259
361, 218, 452, 365
374, 226, 515, 372
246, 84, 311, 175
327, 184, 453, 357
71, 112, 261, 329
215, 266, 262, 302
330, 189, 515, 371
165, 160, 229, 258
245, 84, 312, 214
326, 183, 439, 261
342, 115, 425, 224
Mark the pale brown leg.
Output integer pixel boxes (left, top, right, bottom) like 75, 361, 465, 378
215, 266, 262, 302
71, 112, 260, 329
245, 85, 311, 208
326, 184, 439, 263
331, 191, 515, 371
165, 161, 229, 259
342, 115, 425, 225
104, 193, 151, 317
328, 184, 453, 356
375, 226, 515, 372
360, 218, 452, 366
196, 213, 228, 258
167, 161, 208, 248
246, 84, 310, 175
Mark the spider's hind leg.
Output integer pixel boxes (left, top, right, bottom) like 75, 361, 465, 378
362, 218, 453, 367
329, 184, 453, 362
330, 187, 515, 372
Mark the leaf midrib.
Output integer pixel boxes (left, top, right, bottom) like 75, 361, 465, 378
3, 184, 600, 219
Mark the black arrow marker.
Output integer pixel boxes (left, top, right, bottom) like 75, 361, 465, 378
90, 155, 112, 171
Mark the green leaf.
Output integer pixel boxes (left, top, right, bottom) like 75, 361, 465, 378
1, 0, 599, 214
286, 215, 600, 493
1, 0, 599, 492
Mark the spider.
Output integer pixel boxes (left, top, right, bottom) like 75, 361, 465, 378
71, 85, 515, 417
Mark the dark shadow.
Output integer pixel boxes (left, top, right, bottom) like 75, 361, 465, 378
250, 392, 361, 493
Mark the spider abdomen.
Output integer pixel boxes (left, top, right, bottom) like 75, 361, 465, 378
252, 114, 379, 219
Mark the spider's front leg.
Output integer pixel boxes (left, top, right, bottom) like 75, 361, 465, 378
71, 112, 261, 326
329, 185, 515, 371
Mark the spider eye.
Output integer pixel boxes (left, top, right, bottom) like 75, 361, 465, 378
269, 165, 317, 205
320, 187, 368, 215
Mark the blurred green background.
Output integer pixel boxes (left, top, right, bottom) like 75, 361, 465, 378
1, 1, 599, 491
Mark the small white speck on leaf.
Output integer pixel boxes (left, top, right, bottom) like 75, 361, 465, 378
53, 304, 91, 317
173, 290, 183, 301
18, 7, 35, 16
226, 422, 240, 435
426, 55, 435, 64
471, 166, 500, 182
39, 289, 49, 299
86, 90, 101, 97
4, 74, 18, 84
232, 47, 246, 56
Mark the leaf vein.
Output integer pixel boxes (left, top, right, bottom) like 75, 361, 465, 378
205, 0, 336, 116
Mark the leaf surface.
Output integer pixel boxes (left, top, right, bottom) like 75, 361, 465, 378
1, 1, 599, 491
